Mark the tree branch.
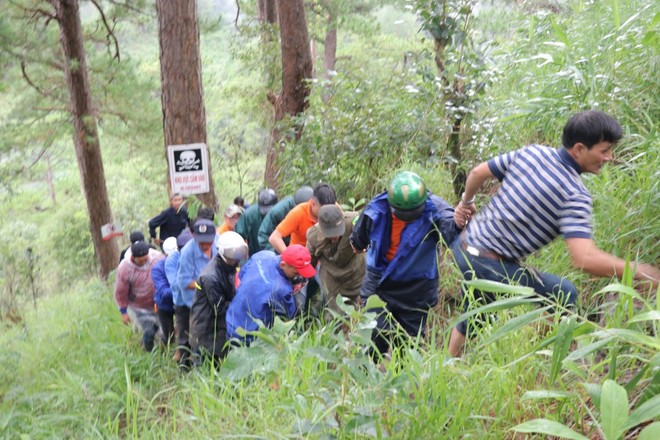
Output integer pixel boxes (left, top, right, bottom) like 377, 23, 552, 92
33, 106, 69, 113
28, 145, 49, 169
267, 90, 278, 106
20, 60, 57, 99
8, 0, 56, 19
105, 0, 152, 17
0, 41, 63, 71
234, 0, 241, 29
7, 0, 57, 27
89, 0, 121, 61
98, 108, 129, 124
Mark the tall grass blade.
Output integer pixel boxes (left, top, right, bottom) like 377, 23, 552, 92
584, 383, 602, 410
624, 364, 649, 393
621, 394, 660, 431
627, 311, 660, 324
481, 307, 549, 346
512, 418, 589, 440
0, 409, 14, 430
565, 337, 615, 361
638, 366, 660, 406
593, 329, 660, 351
611, 0, 621, 29
638, 422, 660, 440
600, 379, 628, 440
594, 283, 647, 306
450, 296, 538, 327
607, 346, 619, 381
550, 18, 570, 47
522, 390, 572, 400
550, 316, 577, 382
464, 279, 535, 296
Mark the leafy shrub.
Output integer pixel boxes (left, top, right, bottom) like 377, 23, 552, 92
0, 222, 40, 322
40, 205, 96, 283
278, 59, 447, 199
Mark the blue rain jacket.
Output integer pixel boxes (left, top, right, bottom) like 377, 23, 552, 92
226, 251, 297, 345
350, 191, 460, 310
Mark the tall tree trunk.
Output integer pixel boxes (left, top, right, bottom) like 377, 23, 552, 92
323, 1, 337, 80
321, 6, 337, 104
258, 0, 279, 90
447, 94, 466, 197
434, 34, 464, 198
46, 153, 56, 206
323, 26, 337, 80
156, 0, 217, 210
258, 0, 278, 24
52, 0, 119, 279
310, 39, 317, 78
264, 0, 313, 189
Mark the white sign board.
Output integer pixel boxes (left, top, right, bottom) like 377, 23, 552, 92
167, 143, 210, 195
101, 222, 123, 241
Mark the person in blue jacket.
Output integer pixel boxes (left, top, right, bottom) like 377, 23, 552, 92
165, 229, 193, 362
152, 237, 178, 345
176, 219, 218, 365
350, 171, 463, 359
226, 244, 316, 346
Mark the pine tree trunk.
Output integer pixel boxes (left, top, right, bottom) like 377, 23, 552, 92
321, 10, 337, 104
156, 0, 217, 210
52, 0, 119, 279
264, 0, 313, 189
448, 115, 466, 197
435, 35, 464, 198
323, 27, 337, 79
46, 153, 56, 206
259, 0, 279, 105
258, 0, 278, 24
323, 0, 337, 80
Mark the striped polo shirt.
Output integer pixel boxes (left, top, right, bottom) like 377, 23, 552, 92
465, 145, 592, 260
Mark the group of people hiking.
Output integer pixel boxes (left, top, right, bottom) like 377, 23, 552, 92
114, 111, 660, 366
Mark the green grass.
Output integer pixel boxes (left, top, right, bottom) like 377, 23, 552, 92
0, 285, 545, 437
2, 276, 657, 438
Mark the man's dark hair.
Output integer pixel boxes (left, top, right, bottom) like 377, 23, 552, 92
129, 230, 145, 243
131, 240, 150, 258
233, 196, 245, 207
562, 110, 622, 149
196, 206, 215, 222
313, 183, 336, 206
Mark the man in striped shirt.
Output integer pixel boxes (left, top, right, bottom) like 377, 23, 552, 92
448, 111, 660, 357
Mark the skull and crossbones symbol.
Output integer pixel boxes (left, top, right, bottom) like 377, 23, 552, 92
176, 150, 200, 171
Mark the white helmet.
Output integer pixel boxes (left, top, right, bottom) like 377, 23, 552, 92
216, 231, 248, 262
162, 237, 178, 255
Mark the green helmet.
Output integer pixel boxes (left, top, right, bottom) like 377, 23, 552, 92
388, 172, 428, 221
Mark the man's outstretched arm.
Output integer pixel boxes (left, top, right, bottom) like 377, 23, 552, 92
566, 237, 660, 289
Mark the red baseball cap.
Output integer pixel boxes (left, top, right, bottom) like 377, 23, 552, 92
281, 244, 316, 278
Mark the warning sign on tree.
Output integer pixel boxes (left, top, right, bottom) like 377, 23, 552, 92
168, 143, 210, 195
101, 222, 123, 241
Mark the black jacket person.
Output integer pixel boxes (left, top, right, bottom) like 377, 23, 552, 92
148, 193, 188, 245
190, 231, 248, 364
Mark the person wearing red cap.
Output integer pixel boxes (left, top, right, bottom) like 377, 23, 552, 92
225, 245, 316, 346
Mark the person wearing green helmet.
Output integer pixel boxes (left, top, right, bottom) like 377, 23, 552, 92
387, 171, 429, 221
350, 171, 464, 360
